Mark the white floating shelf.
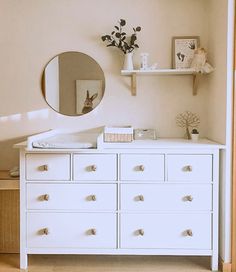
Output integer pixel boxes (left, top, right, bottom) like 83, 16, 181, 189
121, 68, 200, 96
121, 68, 196, 76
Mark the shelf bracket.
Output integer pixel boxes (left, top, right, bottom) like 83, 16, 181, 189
121, 69, 207, 96
131, 73, 137, 96
193, 73, 200, 96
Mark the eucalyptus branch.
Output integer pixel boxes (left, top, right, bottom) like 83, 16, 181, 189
101, 19, 141, 54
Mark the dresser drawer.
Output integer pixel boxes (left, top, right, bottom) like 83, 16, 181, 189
26, 154, 70, 181
167, 155, 212, 182
27, 184, 117, 211
120, 154, 164, 181
27, 212, 117, 248
73, 154, 117, 181
120, 184, 212, 211
120, 213, 211, 249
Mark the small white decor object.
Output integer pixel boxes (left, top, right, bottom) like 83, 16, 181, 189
134, 129, 157, 140
191, 128, 200, 141
190, 48, 214, 74
140, 53, 149, 70
123, 52, 134, 70
104, 126, 133, 142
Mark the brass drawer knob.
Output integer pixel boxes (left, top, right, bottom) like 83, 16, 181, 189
138, 195, 144, 201
90, 228, 97, 235
185, 195, 193, 202
91, 195, 96, 201
186, 165, 193, 172
43, 165, 49, 171
91, 165, 97, 172
186, 229, 193, 236
43, 228, 49, 235
39, 164, 49, 171
138, 229, 144, 236
43, 194, 50, 201
139, 165, 145, 171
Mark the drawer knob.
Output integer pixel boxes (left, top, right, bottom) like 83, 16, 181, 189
186, 229, 193, 236
185, 195, 193, 202
91, 165, 97, 172
139, 165, 145, 171
138, 229, 144, 236
91, 195, 97, 201
90, 228, 97, 235
43, 194, 50, 201
138, 195, 144, 201
40, 164, 49, 171
186, 165, 193, 172
43, 228, 49, 235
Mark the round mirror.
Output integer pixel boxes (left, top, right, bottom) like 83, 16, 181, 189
42, 52, 105, 116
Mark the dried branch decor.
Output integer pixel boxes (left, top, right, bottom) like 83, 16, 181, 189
176, 111, 200, 139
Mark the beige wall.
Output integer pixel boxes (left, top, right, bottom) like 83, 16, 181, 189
0, 0, 221, 170
206, 1, 228, 144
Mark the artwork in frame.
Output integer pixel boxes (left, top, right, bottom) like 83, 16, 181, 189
76, 80, 103, 115
172, 36, 200, 69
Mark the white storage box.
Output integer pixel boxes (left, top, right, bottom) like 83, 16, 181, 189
103, 126, 133, 142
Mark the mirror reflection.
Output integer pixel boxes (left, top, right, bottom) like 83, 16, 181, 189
42, 52, 105, 116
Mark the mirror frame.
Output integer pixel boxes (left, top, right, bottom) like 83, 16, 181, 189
41, 51, 105, 116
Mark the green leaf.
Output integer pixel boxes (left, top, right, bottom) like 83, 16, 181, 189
120, 19, 126, 26
101, 36, 106, 41
134, 44, 139, 48
130, 34, 137, 45
115, 26, 119, 30
111, 31, 115, 35
107, 40, 116, 47
121, 32, 126, 36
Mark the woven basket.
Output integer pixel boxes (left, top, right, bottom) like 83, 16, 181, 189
103, 126, 133, 142
104, 133, 133, 142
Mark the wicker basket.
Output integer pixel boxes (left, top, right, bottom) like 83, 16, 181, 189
103, 126, 133, 142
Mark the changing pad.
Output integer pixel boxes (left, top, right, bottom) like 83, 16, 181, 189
32, 133, 96, 149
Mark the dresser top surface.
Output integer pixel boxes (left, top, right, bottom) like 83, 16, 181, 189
97, 138, 224, 149
14, 138, 225, 152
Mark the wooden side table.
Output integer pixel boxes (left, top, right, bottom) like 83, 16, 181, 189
0, 170, 19, 253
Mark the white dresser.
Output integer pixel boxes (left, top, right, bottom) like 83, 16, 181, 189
16, 138, 223, 270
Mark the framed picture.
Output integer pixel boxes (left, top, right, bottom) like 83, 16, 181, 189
76, 80, 103, 115
172, 36, 200, 69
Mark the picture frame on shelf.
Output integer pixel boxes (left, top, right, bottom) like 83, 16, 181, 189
172, 36, 200, 69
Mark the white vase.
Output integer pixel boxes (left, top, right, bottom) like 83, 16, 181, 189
123, 52, 134, 70
191, 133, 199, 141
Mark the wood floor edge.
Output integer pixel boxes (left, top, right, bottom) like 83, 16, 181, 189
220, 257, 232, 272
